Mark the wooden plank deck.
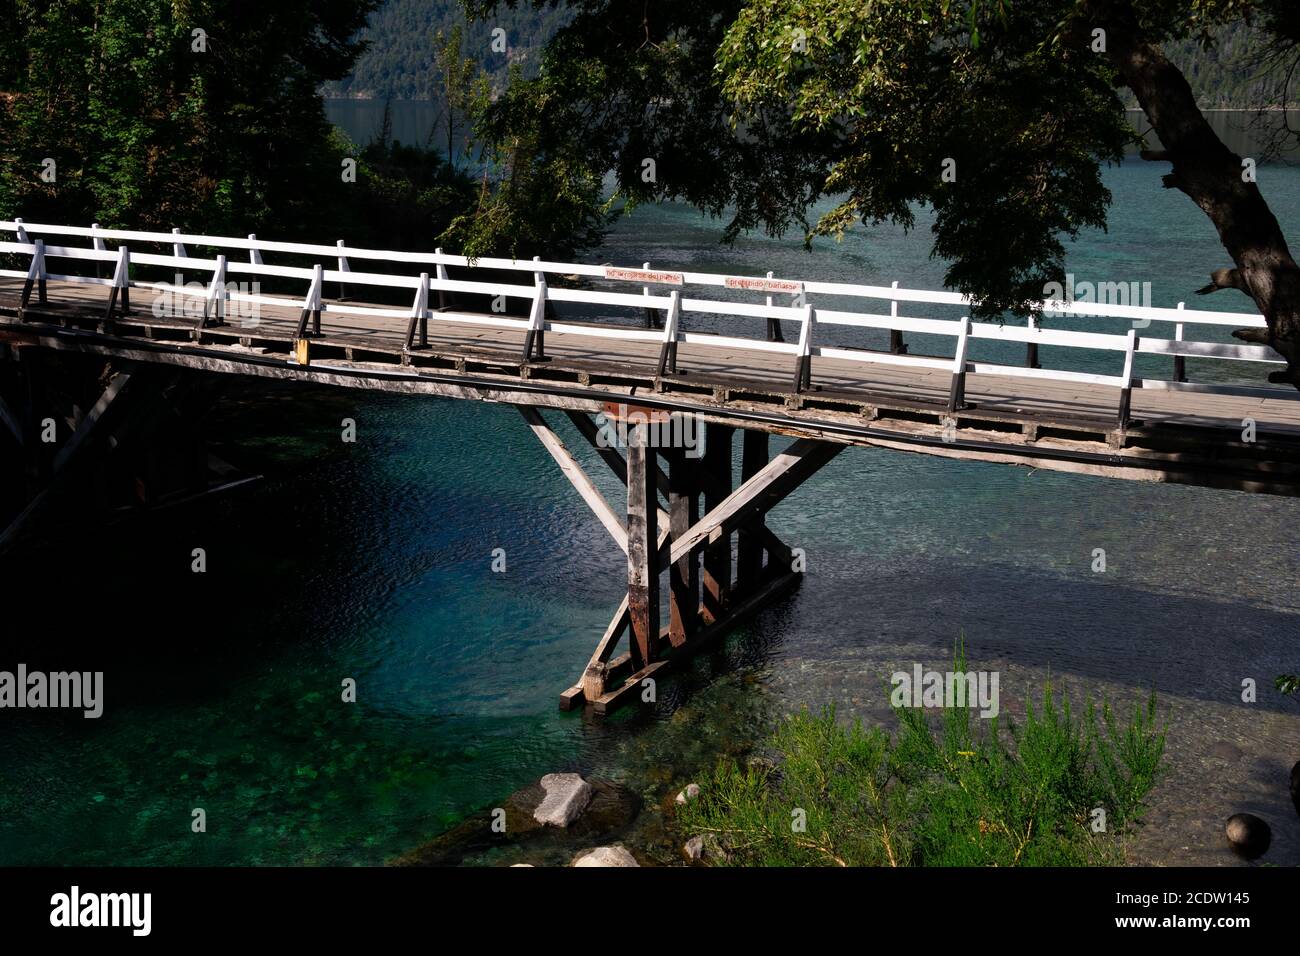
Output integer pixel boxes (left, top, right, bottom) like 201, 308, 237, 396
5, 276, 1300, 495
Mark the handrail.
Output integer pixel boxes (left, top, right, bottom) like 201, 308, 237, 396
1, 221, 1292, 433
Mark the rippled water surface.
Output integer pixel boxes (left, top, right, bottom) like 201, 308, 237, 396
1, 155, 1298, 866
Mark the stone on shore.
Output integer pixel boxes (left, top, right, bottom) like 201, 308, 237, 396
675, 783, 701, 805
1225, 813, 1271, 859
573, 845, 639, 867
533, 773, 594, 828
684, 836, 705, 861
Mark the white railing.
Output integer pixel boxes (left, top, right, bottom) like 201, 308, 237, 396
0, 219, 1288, 429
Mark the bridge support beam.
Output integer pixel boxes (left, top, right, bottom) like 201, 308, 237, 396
526, 405, 842, 714
0, 349, 258, 555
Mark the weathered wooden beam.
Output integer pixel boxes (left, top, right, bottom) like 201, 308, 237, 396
518, 406, 628, 554
737, 429, 770, 593
668, 449, 700, 647
670, 437, 843, 567
564, 409, 671, 502
701, 422, 734, 624
0, 368, 135, 552
626, 424, 659, 670
0, 392, 21, 446
589, 566, 802, 715
559, 595, 630, 711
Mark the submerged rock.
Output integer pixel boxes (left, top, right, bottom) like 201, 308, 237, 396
534, 773, 594, 827
1208, 741, 1243, 762
675, 783, 701, 805
1225, 813, 1271, 859
390, 776, 641, 866
573, 845, 639, 867
683, 832, 729, 864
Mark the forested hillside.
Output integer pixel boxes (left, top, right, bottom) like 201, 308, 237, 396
324, 0, 568, 99
329, 2, 1293, 108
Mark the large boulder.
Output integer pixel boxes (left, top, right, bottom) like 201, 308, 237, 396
533, 773, 594, 828
573, 845, 639, 867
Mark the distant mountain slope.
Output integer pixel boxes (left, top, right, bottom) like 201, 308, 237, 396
324, 0, 567, 100
329, 3, 1292, 108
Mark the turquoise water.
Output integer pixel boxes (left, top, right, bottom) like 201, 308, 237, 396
2, 158, 1299, 866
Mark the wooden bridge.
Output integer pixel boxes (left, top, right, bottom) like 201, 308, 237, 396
3, 220, 1298, 712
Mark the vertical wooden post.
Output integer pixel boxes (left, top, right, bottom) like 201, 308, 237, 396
1116, 327, 1137, 431
947, 316, 971, 412
642, 262, 659, 329
433, 247, 449, 318
336, 240, 351, 301
888, 280, 906, 354
701, 422, 733, 623
1026, 313, 1041, 369
91, 222, 106, 280
626, 423, 659, 670
1173, 303, 1187, 383
736, 429, 769, 594
667, 447, 700, 647
765, 271, 785, 342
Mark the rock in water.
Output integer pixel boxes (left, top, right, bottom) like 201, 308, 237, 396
533, 773, 594, 828
573, 845, 639, 867
675, 783, 701, 805
1225, 813, 1271, 859
1291, 761, 1300, 817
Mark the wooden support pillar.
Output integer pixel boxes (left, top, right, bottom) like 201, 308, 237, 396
701, 422, 733, 624
626, 424, 659, 670
667, 449, 700, 647
737, 429, 769, 594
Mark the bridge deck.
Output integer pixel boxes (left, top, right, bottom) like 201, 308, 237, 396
5, 276, 1300, 495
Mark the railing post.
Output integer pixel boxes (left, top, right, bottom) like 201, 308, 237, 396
434, 247, 449, 313
336, 240, 350, 301
1116, 327, 1137, 431
1026, 313, 1041, 369
172, 227, 188, 289
200, 255, 228, 329
947, 316, 971, 412
792, 303, 814, 393
765, 271, 785, 342
404, 272, 430, 352
91, 222, 106, 279
104, 245, 131, 320
13, 217, 28, 243
888, 280, 906, 354
295, 264, 323, 339
247, 234, 263, 266
1173, 302, 1187, 383
656, 290, 682, 380
20, 239, 46, 309
521, 264, 549, 363
642, 262, 659, 329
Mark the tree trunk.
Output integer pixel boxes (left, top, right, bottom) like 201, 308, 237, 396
1090, 0, 1300, 385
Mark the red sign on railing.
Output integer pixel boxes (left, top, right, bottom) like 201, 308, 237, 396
603, 266, 684, 285
724, 276, 803, 295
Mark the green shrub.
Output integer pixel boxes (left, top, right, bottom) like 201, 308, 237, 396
678, 650, 1165, 867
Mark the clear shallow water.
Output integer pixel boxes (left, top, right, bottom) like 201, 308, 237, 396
2, 153, 1299, 866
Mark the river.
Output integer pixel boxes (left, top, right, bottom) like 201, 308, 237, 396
0, 104, 1297, 868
